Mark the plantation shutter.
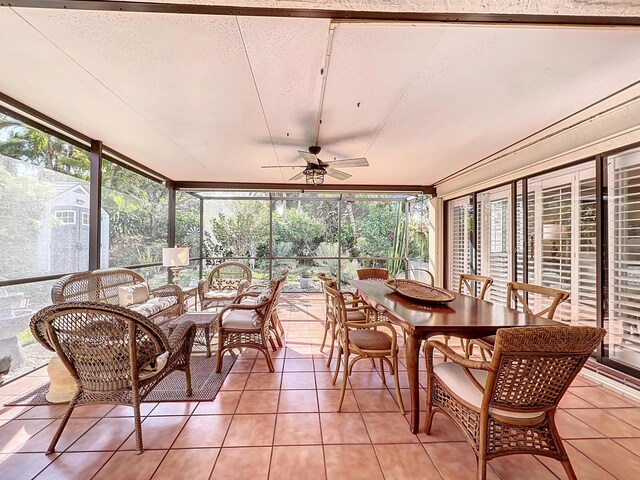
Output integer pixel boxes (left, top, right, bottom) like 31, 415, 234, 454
477, 187, 511, 305
448, 197, 473, 292
608, 149, 640, 367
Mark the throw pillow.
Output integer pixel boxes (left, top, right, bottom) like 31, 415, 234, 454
118, 283, 150, 307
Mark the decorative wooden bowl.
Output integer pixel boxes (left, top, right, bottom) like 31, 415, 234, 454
385, 279, 456, 303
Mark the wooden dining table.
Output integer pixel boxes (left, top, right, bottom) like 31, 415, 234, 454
350, 279, 561, 434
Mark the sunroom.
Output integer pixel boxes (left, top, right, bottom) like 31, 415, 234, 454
1, 2, 640, 479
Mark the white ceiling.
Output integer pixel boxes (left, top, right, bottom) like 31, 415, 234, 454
2, 8, 640, 186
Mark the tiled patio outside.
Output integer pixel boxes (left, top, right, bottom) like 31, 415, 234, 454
1, 294, 640, 480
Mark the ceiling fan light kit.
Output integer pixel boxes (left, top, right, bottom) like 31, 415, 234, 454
305, 167, 325, 186
261, 145, 369, 185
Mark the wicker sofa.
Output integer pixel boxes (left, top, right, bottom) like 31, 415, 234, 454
51, 268, 184, 328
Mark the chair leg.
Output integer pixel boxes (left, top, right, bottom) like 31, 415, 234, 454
185, 355, 193, 396
269, 334, 278, 352
326, 321, 336, 367
392, 354, 405, 415
337, 349, 349, 412
477, 458, 487, 480
46, 390, 79, 454
216, 332, 225, 373
320, 315, 330, 352
560, 460, 578, 480
260, 332, 276, 372
379, 358, 386, 385
332, 345, 343, 385
132, 394, 144, 455
205, 327, 212, 358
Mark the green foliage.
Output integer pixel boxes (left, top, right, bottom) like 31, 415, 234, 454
0, 113, 90, 179
273, 203, 328, 256
207, 200, 269, 258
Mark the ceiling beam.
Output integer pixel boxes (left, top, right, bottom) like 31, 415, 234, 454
175, 181, 436, 195
3, 1, 640, 27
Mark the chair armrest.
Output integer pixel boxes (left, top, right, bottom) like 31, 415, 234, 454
218, 298, 270, 317
425, 340, 492, 371
151, 284, 182, 299
233, 292, 260, 303
246, 283, 268, 292
344, 298, 366, 306
238, 279, 251, 295
168, 320, 196, 351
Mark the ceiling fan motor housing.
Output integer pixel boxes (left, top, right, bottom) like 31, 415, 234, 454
308, 145, 322, 155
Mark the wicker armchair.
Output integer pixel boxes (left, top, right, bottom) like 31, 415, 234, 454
215, 274, 287, 373
444, 274, 494, 356
199, 262, 252, 311
238, 270, 289, 350
30, 302, 196, 455
356, 268, 389, 281
318, 273, 371, 367
325, 284, 405, 414
425, 326, 605, 480
51, 268, 184, 328
467, 281, 569, 359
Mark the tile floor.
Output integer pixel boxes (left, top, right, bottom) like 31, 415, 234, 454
1, 294, 640, 479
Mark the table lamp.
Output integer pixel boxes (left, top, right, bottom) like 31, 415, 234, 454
162, 247, 189, 286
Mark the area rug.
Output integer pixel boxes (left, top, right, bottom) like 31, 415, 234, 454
4, 353, 236, 406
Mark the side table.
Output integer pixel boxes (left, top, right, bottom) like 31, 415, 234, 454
168, 311, 220, 357
180, 285, 198, 311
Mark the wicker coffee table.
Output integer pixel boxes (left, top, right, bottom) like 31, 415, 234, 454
168, 311, 220, 357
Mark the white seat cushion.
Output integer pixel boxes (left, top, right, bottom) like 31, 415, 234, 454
128, 296, 177, 318
139, 351, 169, 381
222, 309, 258, 330
204, 290, 237, 300
433, 362, 545, 420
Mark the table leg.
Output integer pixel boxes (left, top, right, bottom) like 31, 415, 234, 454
405, 333, 422, 434
205, 326, 211, 357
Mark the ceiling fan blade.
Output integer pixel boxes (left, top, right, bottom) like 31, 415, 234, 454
323, 157, 369, 168
326, 168, 352, 181
289, 171, 306, 181
298, 150, 320, 165
261, 165, 305, 169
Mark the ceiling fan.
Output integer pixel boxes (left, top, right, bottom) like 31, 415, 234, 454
261, 145, 369, 185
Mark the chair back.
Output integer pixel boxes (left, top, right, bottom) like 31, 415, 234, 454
207, 262, 252, 289
256, 273, 288, 324
458, 274, 494, 300
485, 326, 605, 413
51, 268, 146, 305
357, 268, 389, 281
323, 283, 351, 340
30, 302, 169, 391
506, 282, 569, 320
318, 273, 338, 320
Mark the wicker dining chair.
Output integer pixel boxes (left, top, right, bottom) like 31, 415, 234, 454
318, 273, 372, 367
325, 284, 405, 414
30, 302, 196, 455
198, 262, 252, 310
425, 326, 605, 480
444, 274, 494, 356
356, 268, 389, 281
215, 274, 287, 373
467, 281, 569, 360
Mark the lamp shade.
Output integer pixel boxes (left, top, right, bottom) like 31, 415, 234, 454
162, 247, 190, 267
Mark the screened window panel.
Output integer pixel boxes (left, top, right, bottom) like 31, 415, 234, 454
477, 187, 511, 305
447, 196, 473, 292
608, 148, 640, 369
